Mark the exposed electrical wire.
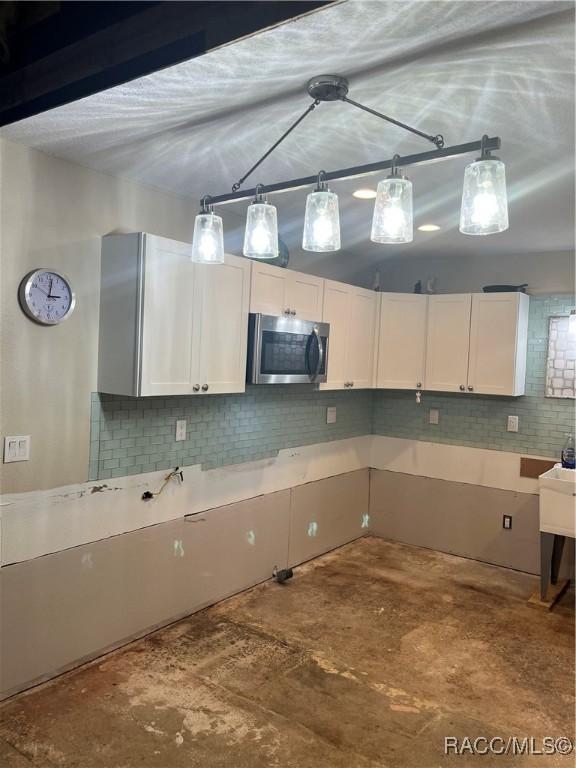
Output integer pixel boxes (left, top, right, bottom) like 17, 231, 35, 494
142, 466, 184, 501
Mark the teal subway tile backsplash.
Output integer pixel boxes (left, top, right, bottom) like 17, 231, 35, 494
90, 387, 373, 481
373, 295, 575, 457
89, 295, 575, 481
372, 390, 574, 456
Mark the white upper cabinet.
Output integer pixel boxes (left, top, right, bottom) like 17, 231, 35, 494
425, 294, 473, 393
289, 271, 324, 320
347, 287, 378, 389
98, 234, 250, 397
249, 261, 288, 317
140, 235, 196, 396
99, 236, 529, 401
376, 293, 428, 389
321, 280, 377, 390
424, 292, 529, 396
322, 281, 351, 390
194, 253, 251, 395
467, 293, 529, 396
250, 261, 324, 320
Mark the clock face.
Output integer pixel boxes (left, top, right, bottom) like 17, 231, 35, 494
19, 270, 76, 325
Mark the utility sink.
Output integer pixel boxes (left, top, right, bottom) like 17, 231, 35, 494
539, 464, 576, 538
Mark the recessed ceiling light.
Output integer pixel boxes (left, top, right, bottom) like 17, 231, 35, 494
417, 224, 441, 232
353, 188, 377, 200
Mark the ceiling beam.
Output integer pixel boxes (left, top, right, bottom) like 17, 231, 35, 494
0, 1, 333, 127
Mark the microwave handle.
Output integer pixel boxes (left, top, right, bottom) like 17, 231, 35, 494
309, 327, 324, 380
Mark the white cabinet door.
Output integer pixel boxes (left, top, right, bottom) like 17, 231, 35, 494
425, 294, 472, 392
321, 280, 351, 389
195, 253, 251, 395
288, 271, 324, 320
377, 293, 428, 389
467, 293, 529, 396
250, 261, 288, 316
250, 262, 324, 321
347, 287, 377, 389
140, 235, 195, 396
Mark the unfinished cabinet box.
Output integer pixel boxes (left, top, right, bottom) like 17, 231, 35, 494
376, 293, 428, 389
425, 292, 529, 396
321, 279, 377, 390
98, 233, 250, 396
250, 260, 324, 320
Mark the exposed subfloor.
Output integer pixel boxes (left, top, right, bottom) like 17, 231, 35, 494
0, 537, 574, 767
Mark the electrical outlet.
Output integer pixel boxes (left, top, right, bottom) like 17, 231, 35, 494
175, 420, 186, 441
507, 415, 519, 433
429, 408, 439, 425
326, 407, 337, 424
4, 435, 30, 463
503, 515, 512, 530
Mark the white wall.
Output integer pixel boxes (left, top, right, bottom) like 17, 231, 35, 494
354, 250, 575, 294
0, 140, 196, 493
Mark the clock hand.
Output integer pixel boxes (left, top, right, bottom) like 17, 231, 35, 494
48, 277, 53, 297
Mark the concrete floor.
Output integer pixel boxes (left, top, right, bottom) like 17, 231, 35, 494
0, 537, 574, 767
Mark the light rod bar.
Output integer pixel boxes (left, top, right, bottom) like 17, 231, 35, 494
341, 95, 444, 148
231, 99, 320, 193
208, 136, 500, 206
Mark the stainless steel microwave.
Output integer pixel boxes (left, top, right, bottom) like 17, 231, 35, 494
247, 313, 330, 384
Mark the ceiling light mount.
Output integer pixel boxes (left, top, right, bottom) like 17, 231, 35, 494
306, 74, 349, 102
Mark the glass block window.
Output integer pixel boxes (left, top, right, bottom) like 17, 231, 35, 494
546, 316, 576, 398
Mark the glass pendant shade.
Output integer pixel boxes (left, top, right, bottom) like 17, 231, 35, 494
302, 190, 341, 252
370, 176, 413, 244
243, 202, 278, 259
459, 158, 508, 235
191, 212, 224, 264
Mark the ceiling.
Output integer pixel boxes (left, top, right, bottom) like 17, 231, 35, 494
2, 0, 574, 281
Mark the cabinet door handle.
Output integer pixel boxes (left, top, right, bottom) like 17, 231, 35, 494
416, 382, 422, 388
202, 384, 209, 392
467, 385, 474, 392
459, 384, 465, 391
193, 384, 200, 392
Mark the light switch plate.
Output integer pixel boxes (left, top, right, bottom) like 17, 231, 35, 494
507, 415, 519, 433
429, 408, 439, 425
175, 420, 186, 441
4, 435, 30, 463
326, 407, 337, 424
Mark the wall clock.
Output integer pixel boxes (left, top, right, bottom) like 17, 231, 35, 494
18, 269, 76, 325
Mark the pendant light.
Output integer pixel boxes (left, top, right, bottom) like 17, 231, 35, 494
460, 134, 509, 235
243, 185, 279, 259
370, 155, 413, 244
302, 171, 341, 252
191, 197, 224, 264
194, 76, 508, 252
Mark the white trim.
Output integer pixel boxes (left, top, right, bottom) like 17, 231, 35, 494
371, 435, 542, 494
